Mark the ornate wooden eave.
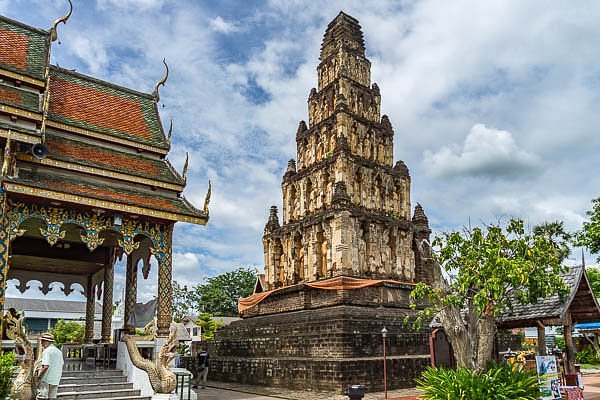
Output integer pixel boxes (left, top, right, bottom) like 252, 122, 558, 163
3, 182, 207, 225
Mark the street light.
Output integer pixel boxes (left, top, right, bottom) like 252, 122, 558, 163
381, 327, 388, 399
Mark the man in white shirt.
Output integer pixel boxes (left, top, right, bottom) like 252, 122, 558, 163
36, 332, 64, 400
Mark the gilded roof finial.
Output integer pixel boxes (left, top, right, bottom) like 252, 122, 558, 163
203, 180, 212, 215
182, 152, 189, 182
153, 58, 169, 102
167, 119, 173, 143
50, 0, 73, 42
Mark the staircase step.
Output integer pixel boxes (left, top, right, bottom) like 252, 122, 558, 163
61, 369, 124, 378
60, 375, 128, 384
58, 382, 133, 393
57, 389, 142, 399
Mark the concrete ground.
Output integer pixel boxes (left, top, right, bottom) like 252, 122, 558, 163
195, 374, 600, 399
196, 381, 420, 400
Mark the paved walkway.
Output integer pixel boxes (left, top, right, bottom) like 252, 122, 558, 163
198, 381, 421, 400
197, 374, 600, 399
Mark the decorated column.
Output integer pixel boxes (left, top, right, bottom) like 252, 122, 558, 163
123, 255, 138, 333
155, 224, 173, 337
0, 192, 10, 315
101, 249, 115, 342
85, 275, 95, 344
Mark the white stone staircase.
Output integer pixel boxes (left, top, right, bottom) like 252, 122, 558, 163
57, 369, 151, 400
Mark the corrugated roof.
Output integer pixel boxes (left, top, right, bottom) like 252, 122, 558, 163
500, 265, 583, 324
5, 297, 102, 314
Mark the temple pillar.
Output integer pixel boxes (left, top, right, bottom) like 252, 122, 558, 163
101, 249, 114, 343
84, 275, 95, 344
156, 225, 173, 336
123, 255, 138, 333
0, 194, 10, 316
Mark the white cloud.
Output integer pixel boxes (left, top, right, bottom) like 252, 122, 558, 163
423, 124, 542, 179
66, 35, 109, 74
96, 0, 165, 10
209, 16, 239, 34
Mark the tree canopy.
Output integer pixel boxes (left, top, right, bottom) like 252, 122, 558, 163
190, 267, 256, 316
410, 218, 570, 370
577, 197, 600, 262
172, 267, 256, 319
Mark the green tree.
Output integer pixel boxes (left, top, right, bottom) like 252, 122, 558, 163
0, 352, 16, 399
586, 267, 600, 299
192, 267, 256, 316
410, 219, 570, 370
50, 320, 85, 348
577, 197, 600, 262
196, 312, 224, 341
172, 281, 193, 322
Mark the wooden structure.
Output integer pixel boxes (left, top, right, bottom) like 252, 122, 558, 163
499, 265, 600, 372
0, 10, 208, 340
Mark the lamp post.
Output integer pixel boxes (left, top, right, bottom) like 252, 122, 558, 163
381, 327, 388, 399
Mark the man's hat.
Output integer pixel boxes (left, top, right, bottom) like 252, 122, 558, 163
41, 333, 55, 342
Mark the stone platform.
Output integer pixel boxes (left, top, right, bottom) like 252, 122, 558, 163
210, 283, 430, 393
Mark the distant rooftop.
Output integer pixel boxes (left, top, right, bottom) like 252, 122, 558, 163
6, 297, 102, 315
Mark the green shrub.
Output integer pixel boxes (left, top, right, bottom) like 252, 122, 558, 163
0, 352, 17, 399
575, 347, 599, 364
50, 320, 85, 348
416, 364, 540, 400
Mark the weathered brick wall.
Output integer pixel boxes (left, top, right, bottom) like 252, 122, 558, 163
209, 304, 431, 392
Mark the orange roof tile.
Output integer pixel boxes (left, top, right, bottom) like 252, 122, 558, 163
49, 76, 153, 141
0, 84, 23, 104
46, 139, 160, 176
0, 27, 29, 71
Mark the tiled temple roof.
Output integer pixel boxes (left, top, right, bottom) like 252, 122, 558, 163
48, 67, 169, 150
0, 82, 40, 112
0, 16, 49, 80
6, 171, 204, 222
44, 134, 184, 186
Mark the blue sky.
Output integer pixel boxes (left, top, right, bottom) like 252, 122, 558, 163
3, 0, 600, 303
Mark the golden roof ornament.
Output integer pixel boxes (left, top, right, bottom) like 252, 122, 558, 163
153, 58, 169, 102
49, 0, 73, 42
167, 119, 173, 143
203, 180, 211, 215
181, 152, 189, 182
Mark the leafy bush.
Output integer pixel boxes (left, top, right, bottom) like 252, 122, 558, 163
50, 320, 85, 348
0, 352, 17, 399
576, 347, 599, 364
417, 364, 540, 400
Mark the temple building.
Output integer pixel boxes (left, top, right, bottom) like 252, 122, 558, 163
0, 9, 208, 344
210, 12, 434, 392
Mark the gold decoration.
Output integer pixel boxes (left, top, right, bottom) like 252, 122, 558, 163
182, 152, 189, 182
8, 310, 37, 400
167, 119, 173, 143
118, 220, 141, 255
204, 180, 211, 215
152, 58, 169, 102
1, 129, 12, 177
49, 0, 73, 42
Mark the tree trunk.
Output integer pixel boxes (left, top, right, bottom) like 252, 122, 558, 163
439, 305, 476, 369
476, 314, 497, 370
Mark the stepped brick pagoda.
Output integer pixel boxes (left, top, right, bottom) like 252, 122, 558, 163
0, 10, 208, 341
210, 12, 435, 393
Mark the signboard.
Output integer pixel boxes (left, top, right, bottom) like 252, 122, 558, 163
536, 355, 561, 399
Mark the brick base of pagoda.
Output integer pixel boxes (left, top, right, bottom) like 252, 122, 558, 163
208, 282, 431, 393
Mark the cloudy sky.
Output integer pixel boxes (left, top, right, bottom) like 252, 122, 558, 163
3, 0, 599, 303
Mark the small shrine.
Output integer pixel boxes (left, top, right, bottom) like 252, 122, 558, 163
0, 7, 208, 345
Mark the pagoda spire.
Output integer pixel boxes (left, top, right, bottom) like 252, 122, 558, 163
320, 11, 366, 61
